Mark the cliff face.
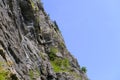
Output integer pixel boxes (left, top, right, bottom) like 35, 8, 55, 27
0, 0, 87, 80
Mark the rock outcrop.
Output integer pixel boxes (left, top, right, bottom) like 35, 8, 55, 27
0, 0, 88, 80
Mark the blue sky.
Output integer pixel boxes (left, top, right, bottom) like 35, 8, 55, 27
42, 0, 120, 80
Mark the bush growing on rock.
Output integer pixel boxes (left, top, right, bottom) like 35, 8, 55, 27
50, 58, 70, 72
49, 47, 58, 61
81, 66, 87, 73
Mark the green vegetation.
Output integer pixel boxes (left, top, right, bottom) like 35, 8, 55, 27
29, 70, 34, 80
62, 58, 70, 67
0, 62, 10, 80
48, 46, 88, 80
30, 0, 35, 9
29, 68, 40, 80
48, 46, 86, 79
81, 66, 87, 73
35, 67, 40, 77
60, 42, 65, 48
51, 60, 83, 80
49, 47, 70, 72
50, 58, 70, 72
0, 70, 9, 80
50, 47, 58, 55
29, 0, 39, 11
49, 47, 58, 61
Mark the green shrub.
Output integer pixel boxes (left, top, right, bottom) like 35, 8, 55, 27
81, 66, 87, 73
50, 47, 58, 54
49, 47, 71, 73
50, 60, 61, 72
49, 52, 56, 61
50, 58, 70, 72
62, 58, 69, 67
49, 47, 58, 61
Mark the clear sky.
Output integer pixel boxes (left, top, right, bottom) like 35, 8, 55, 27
42, 0, 120, 80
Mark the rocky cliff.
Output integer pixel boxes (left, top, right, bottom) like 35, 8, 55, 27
0, 0, 88, 80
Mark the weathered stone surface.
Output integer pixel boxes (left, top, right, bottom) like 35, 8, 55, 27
0, 0, 88, 80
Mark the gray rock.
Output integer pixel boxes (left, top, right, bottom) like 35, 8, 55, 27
0, 0, 88, 80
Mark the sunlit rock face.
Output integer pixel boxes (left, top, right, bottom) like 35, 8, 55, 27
0, 0, 88, 80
